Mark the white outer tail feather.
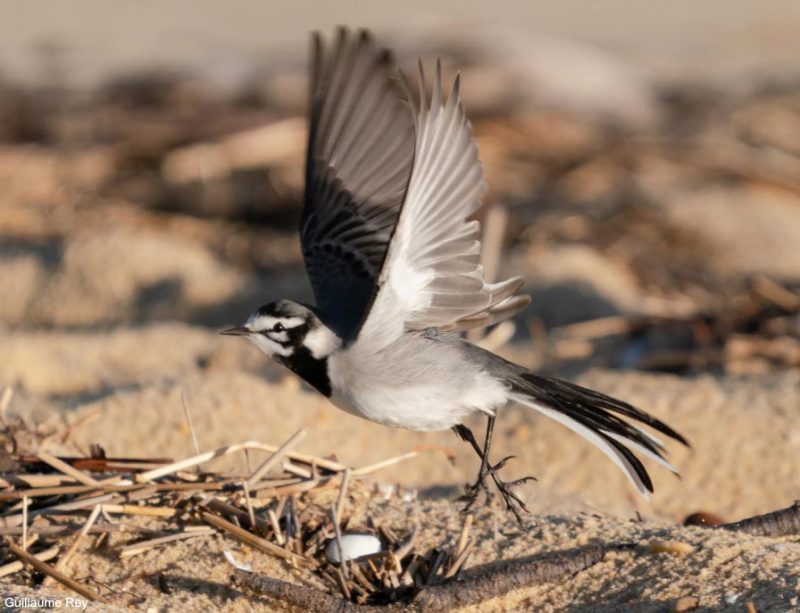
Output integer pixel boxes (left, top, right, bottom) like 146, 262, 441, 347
511, 394, 680, 499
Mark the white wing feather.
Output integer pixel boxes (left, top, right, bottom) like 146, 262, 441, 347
361, 61, 529, 349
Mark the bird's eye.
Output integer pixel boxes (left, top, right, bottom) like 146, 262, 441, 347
272, 323, 286, 333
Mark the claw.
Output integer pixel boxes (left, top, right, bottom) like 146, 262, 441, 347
508, 475, 537, 488
486, 455, 516, 475
460, 457, 535, 523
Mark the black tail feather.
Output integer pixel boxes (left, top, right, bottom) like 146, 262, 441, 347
510, 372, 688, 495
514, 372, 690, 448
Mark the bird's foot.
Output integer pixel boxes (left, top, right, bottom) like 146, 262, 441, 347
460, 455, 536, 522
458, 465, 493, 512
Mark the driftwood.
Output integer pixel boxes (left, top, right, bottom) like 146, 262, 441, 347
235, 543, 627, 611
720, 501, 800, 538
412, 544, 627, 611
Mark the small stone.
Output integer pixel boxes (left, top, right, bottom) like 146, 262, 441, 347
646, 540, 695, 555
683, 511, 725, 527
674, 596, 699, 612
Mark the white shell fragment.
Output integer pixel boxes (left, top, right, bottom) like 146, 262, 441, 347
223, 551, 252, 572
326, 533, 382, 564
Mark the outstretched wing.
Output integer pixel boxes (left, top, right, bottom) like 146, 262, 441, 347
301, 28, 416, 342
360, 62, 530, 350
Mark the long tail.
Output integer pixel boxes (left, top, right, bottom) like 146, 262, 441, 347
510, 372, 689, 499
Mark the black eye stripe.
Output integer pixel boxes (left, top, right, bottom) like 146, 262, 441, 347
260, 322, 309, 344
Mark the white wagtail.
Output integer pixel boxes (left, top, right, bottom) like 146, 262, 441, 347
222, 27, 688, 518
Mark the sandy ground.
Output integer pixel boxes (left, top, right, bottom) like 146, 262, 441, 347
0, 491, 799, 612
1, 325, 800, 611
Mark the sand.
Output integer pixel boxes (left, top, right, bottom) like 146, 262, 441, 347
1, 324, 799, 610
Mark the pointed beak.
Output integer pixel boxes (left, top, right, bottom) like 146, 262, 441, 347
220, 326, 250, 337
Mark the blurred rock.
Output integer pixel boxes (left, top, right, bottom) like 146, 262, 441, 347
443, 27, 659, 127
0, 254, 46, 325
0, 324, 220, 396
663, 185, 800, 281
31, 228, 246, 326
524, 245, 644, 326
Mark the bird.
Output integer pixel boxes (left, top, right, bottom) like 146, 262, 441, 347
222, 27, 688, 519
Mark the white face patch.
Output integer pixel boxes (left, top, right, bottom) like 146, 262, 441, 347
245, 333, 293, 358
304, 325, 341, 359
267, 330, 290, 343
246, 314, 306, 333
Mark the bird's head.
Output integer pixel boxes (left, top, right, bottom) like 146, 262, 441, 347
220, 300, 341, 360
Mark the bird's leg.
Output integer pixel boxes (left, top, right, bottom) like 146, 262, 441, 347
452, 423, 493, 509
453, 424, 491, 504
453, 416, 536, 522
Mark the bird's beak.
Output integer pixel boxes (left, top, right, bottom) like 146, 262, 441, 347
220, 326, 250, 337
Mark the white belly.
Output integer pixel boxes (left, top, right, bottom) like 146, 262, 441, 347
326, 337, 509, 432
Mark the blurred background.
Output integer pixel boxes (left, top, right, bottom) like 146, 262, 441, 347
1, 1, 799, 520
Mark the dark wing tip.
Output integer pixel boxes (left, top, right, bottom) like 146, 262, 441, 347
376, 47, 394, 68
357, 27, 373, 44
452, 71, 461, 99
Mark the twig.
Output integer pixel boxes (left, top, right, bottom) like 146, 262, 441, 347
444, 540, 474, 579
181, 391, 201, 459
351, 451, 419, 477
3, 538, 102, 601
720, 501, 800, 537
204, 497, 266, 530
0, 386, 13, 423
254, 476, 338, 498
161, 117, 306, 183
203, 512, 310, 567
242, 481, 256, 530
268, 508, 285, 546
37, 452, 100, 487
1, 494, 115, 528
335, 565, 352, 600
0, 480, 227, 500
21, 496, 28, 551
247, 429, 307, 485
136, 439, 343, 483
120, 527, 215, 557
0, 545, 59, 577
391, 525, 417, 561
100, 504, 176, 518
43, 504, 102, 586
283, 460, 313, 479
553, 316, 633, 340
335, 469, 351, 523
0, 474, 77, 488
331, 505, 349, 580
752, 277, 800, 311
456, 514, 473, 556
136, 442, 263, 482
